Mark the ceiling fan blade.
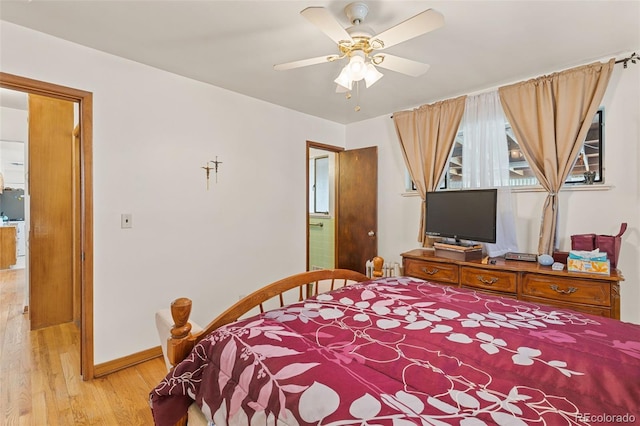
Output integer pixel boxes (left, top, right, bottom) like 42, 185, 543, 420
274, 54, 339, 71
301, 7, 353, 44
373, 9, 444, 49
373, 54, 430, 77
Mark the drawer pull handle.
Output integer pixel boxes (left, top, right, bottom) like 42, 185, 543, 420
550, 285, 578, 295
421, 267, 439, 275
477, 275, 498, 285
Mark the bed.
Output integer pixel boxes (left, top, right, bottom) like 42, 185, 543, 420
150, 269, 640, 426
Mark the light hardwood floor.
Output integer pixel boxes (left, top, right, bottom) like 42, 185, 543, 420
0, 268, 167, 425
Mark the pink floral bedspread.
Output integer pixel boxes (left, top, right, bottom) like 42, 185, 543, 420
150, 277, 640, 425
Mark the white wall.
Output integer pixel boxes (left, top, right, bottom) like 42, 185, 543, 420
0, 21, 345, 363
346, 63, 640, 324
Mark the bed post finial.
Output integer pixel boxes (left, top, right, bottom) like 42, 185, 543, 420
372, 256, 384, 278
168, 297, 197, 369
170, 297, 193, 339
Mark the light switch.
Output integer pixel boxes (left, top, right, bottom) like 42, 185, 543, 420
121, 213, 132, 229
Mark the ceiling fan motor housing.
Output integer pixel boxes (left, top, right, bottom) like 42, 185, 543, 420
343, 3, 379, 56
345, 2, 369, 25
346, 25, 374, 39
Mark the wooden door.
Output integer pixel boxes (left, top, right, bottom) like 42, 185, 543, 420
28, 94, 74, 329
336, 146, 378, 274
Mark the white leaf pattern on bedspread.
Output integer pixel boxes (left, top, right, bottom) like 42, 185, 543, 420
150, 277, 640, 426
298, 382, 339, 422
349, 393, 381, 419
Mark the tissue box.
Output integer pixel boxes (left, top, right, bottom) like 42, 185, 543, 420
567, 258, 610, 275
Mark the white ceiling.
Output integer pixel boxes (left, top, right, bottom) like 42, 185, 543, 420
1, 1, 638, 124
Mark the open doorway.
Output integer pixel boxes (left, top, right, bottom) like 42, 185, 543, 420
1, 90, 82, 329
0, 90, 27, 272
306, 141, 378, 274
0, 73, 94, 380
308, 145, 337, 270
0, 88, 30, 282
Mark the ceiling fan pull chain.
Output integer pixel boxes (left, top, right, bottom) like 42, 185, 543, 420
355, 81, 361, 112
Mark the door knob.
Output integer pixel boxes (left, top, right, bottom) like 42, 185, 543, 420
368, 230, 375, 237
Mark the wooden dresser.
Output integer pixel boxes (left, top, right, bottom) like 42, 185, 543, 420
401, 249, 624, 319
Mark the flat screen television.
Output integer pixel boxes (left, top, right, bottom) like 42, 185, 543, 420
425, 188, 497, 244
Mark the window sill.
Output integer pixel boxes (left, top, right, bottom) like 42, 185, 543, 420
401, 184, 612, 197
511, 184, 613, 193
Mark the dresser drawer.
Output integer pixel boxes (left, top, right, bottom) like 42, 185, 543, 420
404, 259, 458, 284
521, 274, 611, 307
520, 296, 612, 318
460, 266, 517, 293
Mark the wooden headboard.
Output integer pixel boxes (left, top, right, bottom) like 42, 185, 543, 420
166, 268, 371, 368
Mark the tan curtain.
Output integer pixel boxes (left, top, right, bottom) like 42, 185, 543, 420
499, 59, 614, 254
393, 96, 466, 245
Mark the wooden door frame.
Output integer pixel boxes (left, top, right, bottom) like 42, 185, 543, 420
0, 72, 94, 380
306, 141, 343, 271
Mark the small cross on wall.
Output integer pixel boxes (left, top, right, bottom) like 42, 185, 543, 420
201, 156, 222, 190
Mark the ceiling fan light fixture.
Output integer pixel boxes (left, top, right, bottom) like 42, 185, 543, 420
335, 83, 349, 94
347, 51, 366, 80
335, 50, 383, 91
364, 63, 383, 88
334, 66, 353, 90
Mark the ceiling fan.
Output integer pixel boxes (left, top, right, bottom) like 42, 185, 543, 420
274, 2, 444, 92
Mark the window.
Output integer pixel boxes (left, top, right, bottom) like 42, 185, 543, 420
564, 109, 604, 184
442, 109, 604, 189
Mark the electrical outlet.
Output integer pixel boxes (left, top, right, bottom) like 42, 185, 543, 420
121, 213, 132, 229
